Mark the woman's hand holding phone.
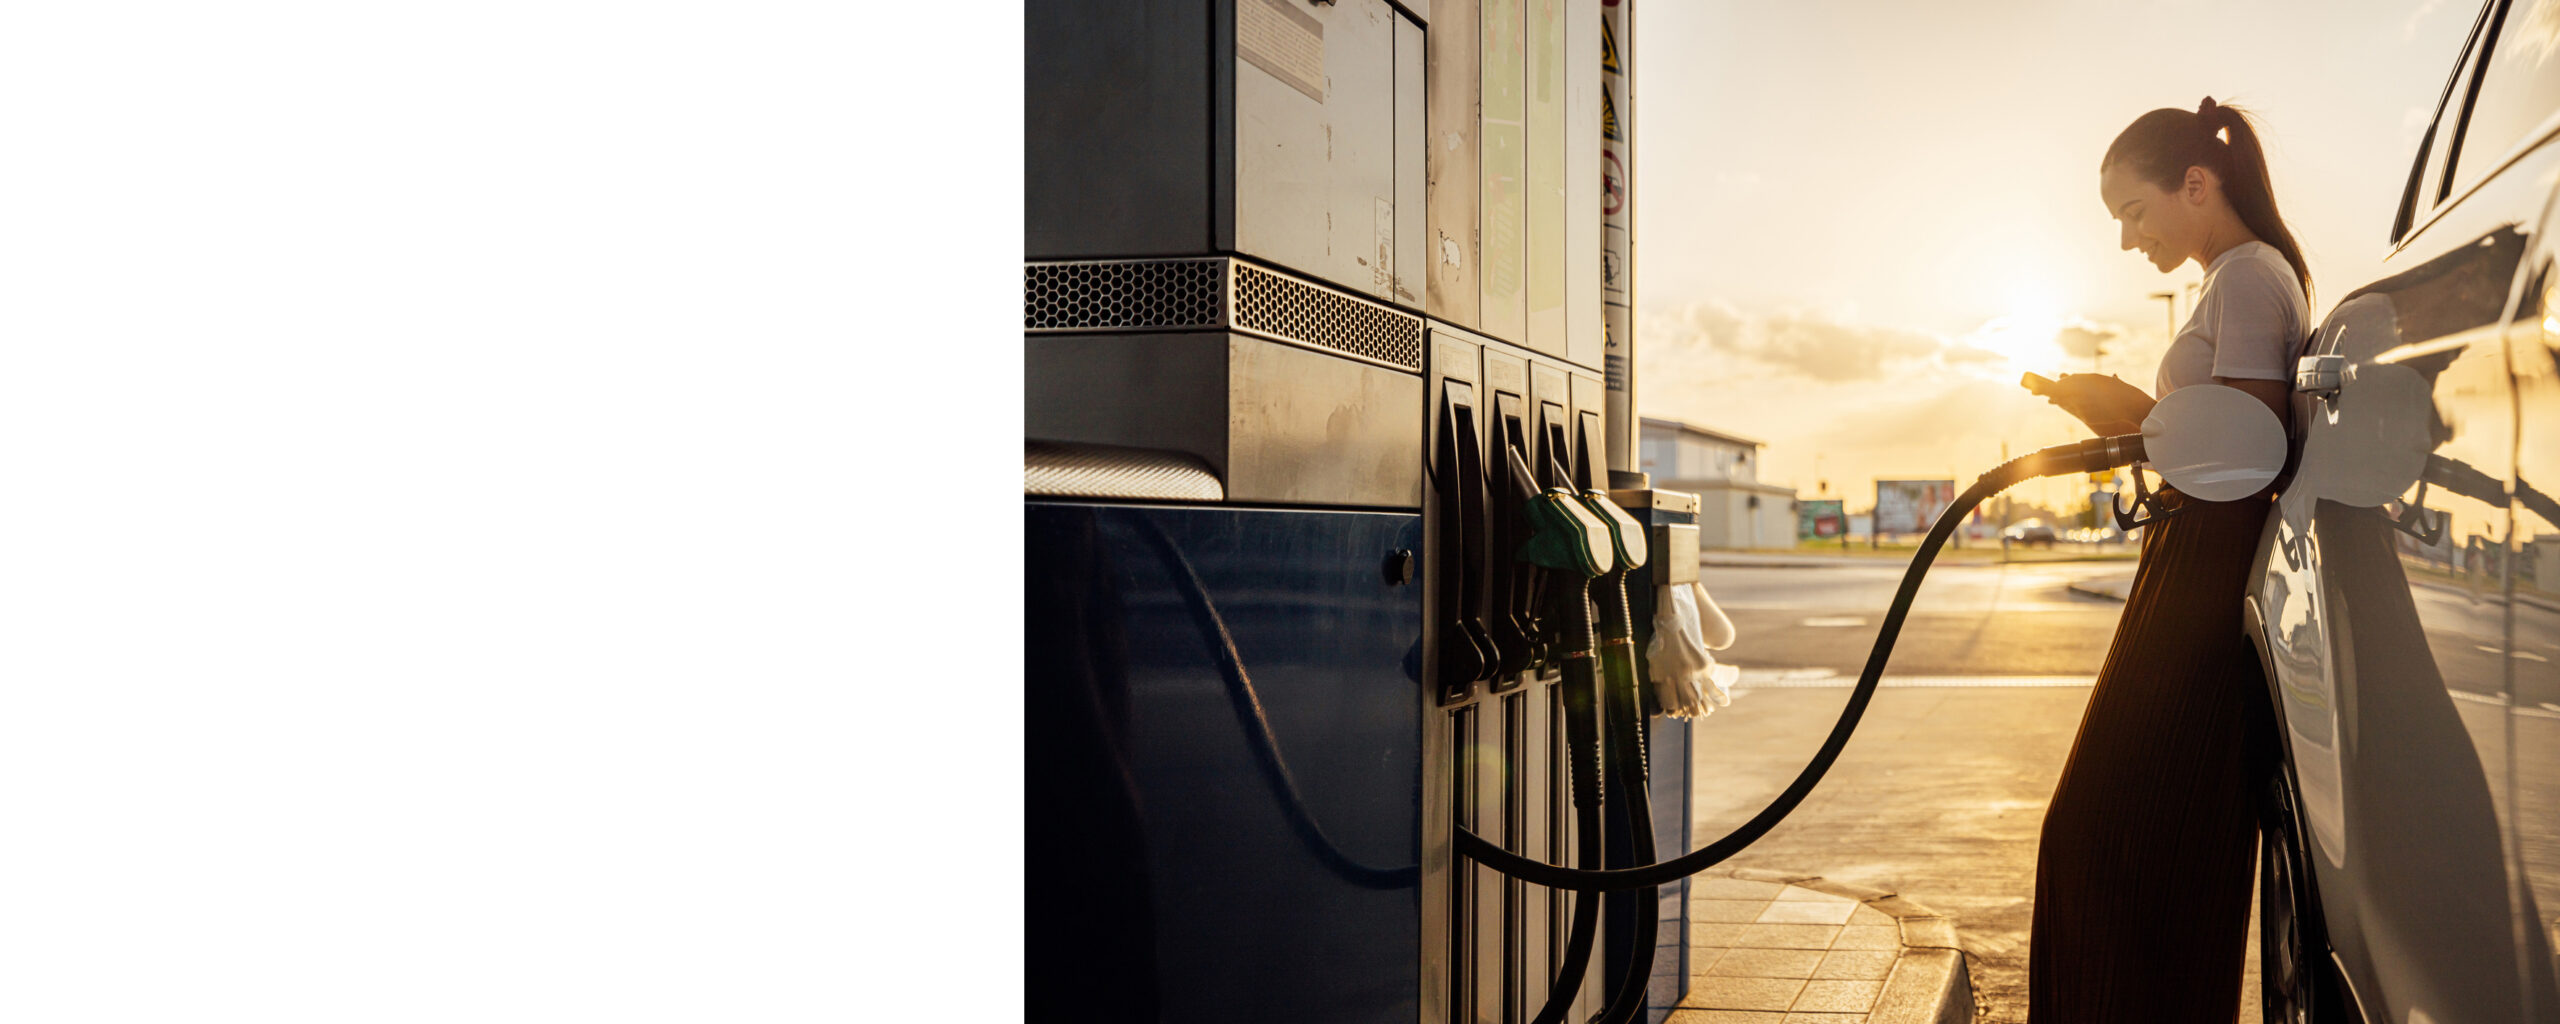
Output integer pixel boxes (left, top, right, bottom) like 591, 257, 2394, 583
2023, 372, 2155, 437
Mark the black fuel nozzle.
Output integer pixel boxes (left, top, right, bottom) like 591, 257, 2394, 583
1514, 467, 1614, 810
2025, 433, 2147, 478
2007, 433, 2163, 530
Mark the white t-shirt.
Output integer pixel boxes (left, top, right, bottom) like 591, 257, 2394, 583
2155, 240, 2308, 396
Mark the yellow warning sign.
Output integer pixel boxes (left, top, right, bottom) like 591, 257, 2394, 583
1601, 17, 1622, 76
1602, 87, 1620, 142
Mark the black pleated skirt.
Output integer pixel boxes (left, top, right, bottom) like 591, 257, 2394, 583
2029, 492, 2276, 1022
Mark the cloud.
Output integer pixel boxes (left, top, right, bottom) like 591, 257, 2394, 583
1631, 300, 2141, 508
1648, 299, 1949, 382
1814, 378, 2040, 449
2404, 0, 2449, 41
2514, 0, 2560, 66
2054, 320, 2125, 360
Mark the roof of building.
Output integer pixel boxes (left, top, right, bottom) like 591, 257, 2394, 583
1639, 417, 1765, 449
1666, 478, 1799, 497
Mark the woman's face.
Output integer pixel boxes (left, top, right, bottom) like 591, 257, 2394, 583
2100, 162, 2206, 273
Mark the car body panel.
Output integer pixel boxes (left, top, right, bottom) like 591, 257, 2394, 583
2272, 215, 2533, 1024
2501, 198, 2560, 1013
2250, 1, 2560, 1017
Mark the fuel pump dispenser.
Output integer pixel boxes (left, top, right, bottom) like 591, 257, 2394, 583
1025, 1, 1662, 1020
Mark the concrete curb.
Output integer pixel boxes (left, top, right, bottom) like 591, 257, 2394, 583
1720, 869, 1974, 1024
2063, 575, 2133, 602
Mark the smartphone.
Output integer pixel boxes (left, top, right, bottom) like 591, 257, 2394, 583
2020, 371, 2058, 396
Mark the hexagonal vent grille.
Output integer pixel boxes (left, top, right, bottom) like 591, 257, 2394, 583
1232, 263, 1423, 370
1023, 258, 1422, 372
1023, 259, 1222, 331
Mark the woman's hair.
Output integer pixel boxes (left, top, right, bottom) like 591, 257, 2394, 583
2103, 97, 2312, 306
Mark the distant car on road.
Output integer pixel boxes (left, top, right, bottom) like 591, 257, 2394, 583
2002, 520, 2057, 548
2243, 2, 2560, 1020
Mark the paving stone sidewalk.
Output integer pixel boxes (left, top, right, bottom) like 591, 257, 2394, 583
1684, 684, 2263, 1023
1668, 871, 1969, 1024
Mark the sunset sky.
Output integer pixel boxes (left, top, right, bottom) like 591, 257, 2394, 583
1630, 0, 2481, 515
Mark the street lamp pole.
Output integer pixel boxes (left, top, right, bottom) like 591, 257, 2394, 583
2149, 290, 2178, 375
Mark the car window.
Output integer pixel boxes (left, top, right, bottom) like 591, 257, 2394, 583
2406, 12, 2493, 239
2433, 13, 2499, 206
2448, 0, 2560, 198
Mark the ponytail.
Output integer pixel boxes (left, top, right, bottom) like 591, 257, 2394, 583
2103, 98, 2314, 307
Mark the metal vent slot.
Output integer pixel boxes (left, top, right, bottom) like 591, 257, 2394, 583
1232, 263, 1424, 370
1024, 259, 1224, 331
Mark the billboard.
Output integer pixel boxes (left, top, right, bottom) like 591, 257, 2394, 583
1798, 499, 1845, 539
1873, 480, 1956, 536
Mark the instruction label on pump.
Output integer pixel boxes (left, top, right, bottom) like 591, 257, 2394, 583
1239, 0, 1325, 102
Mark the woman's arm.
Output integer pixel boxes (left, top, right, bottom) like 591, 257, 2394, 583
2041, 373, 2156, 437
2213, 375, 2292, 430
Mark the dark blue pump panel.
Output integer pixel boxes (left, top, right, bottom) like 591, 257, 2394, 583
1026, 502, 1423, 1023
1645, 717, 1693, 1022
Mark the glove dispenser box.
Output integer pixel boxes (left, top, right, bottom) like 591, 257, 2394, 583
1599, 481, 1699, 1013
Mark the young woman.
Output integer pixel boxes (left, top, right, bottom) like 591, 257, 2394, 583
2028, 97, 2308, 1020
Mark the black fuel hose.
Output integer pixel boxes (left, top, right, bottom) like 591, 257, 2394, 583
1457, 435, 2147, 892
1590, 569, 1658, 1024
1531, 821, 1603, 1024
1529, 583, 1605, 1024
1127, 508, 1614, 1015
1127, 515, 1420, 890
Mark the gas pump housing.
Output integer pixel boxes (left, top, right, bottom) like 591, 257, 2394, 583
1024, 2, 1690, 1020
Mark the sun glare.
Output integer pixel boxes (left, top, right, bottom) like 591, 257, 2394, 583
1963, 307, 2067, 374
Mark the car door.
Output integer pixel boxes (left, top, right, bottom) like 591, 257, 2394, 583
2504, 198, 2560, 1024
2439, 0, 2560, 1013
2263, 1, 2557, 1018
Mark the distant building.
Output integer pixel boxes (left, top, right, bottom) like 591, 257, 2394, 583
1638, 417, 1798, 549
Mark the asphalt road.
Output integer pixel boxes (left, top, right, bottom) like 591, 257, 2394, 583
1679, 557, 2266, 1024
1700, 559, 2131, 680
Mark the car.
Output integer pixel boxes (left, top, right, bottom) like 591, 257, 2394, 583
2003, 520, 2058, 548
2244, 2, 2560, 1020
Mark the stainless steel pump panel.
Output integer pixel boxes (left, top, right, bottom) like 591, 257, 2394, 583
1422, 0, 1602, 366
1026, 330, 1423, 509
1025, 0, 1426, 308
1026, 257, 1429, 509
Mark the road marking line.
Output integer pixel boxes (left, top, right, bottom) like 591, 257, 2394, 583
1720, 602, 2114, 614
1732, 671, 2093, 689
2473, 645, 2553, 662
